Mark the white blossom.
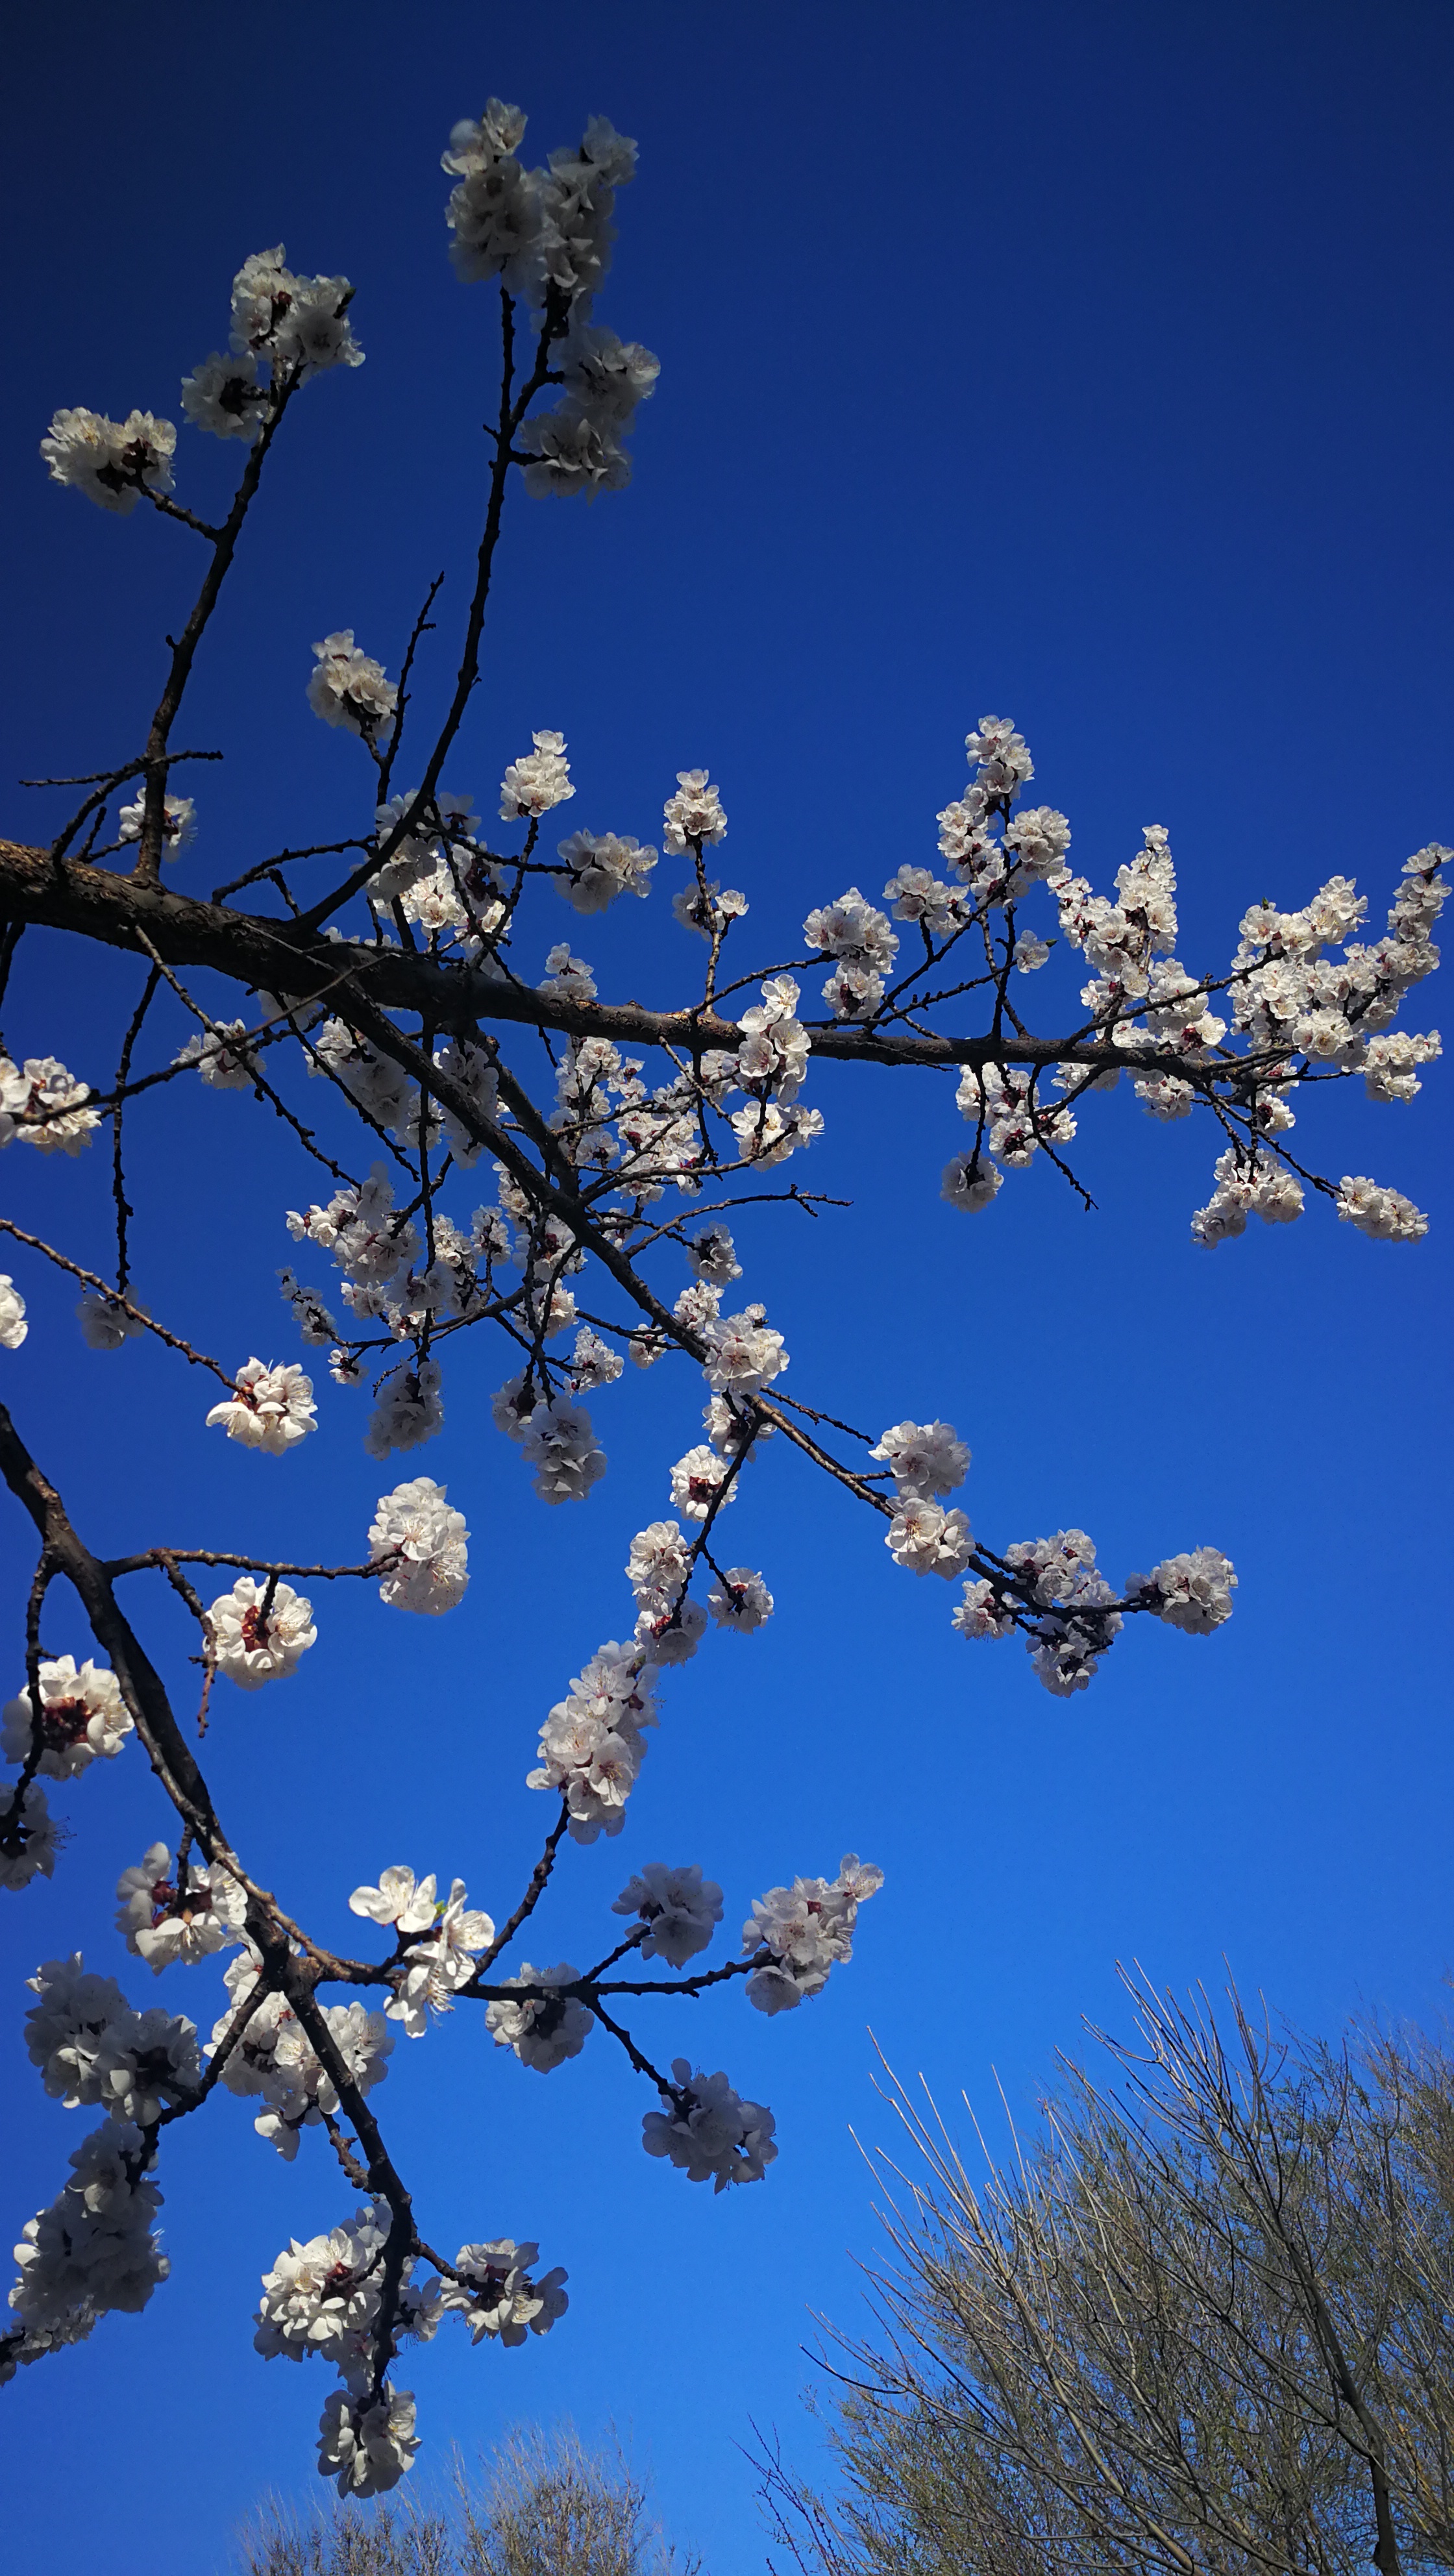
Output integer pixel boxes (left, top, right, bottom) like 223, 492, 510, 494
307, 632, 397, 743
1004, 1530, 1124, 1696
485, 1964, 592, 2072
612, 1863, 723, 1966
9, 2120, 167, 2351
555, 828, 657, 913
1363, 1030, 1442, 1103
369, 1477, 469, 1613
521, 1396, 606, 1504
707, 1567, 774, 1632
500, 730, 574, 821
687, 1224, 741, 1287
386, 1882, 494, 2038
941, 1151, 1003, 1214
349, 1865, 443, 1935
365, 1359, 444, 1460
25, 1954, 199, 2122
173, 1020, 255, 1086
206, 1358, 317, 1454
952, 1578, 1018, 1641
700, 1305, 787, 1397
743, 1854, 883, 2014
287, 1165, 418, 1289
0, 1783, 58, 1892
662, 770, 726, 853
871, 1419, 970, 1499
1127, 1546, 1238, 1635
1336, 1174, 1429, 1242
885, 1495, 974, 1579
965, 714, 1035, 797
641, 2061, 776, 2190
75, 1289, 147, 1350
635, 1593, 708, 1666
517, 403, 630, 497
3, 1655, 132, 1779
434, 2239, 567, 2346
208, 1956, 392, 2150
669, 1444, 737, 1523
569, 1328, 624, 1393
180, 348, 266, 440
539, 943, 597, 1000
0, 1278, 27, 1350
317, 2386, 419, 2500
528, 1644, 657, 1843
230, 245, 364, 377
208, 1578, 317, 1690
115, 1843, 247, 1970
256, 2207, 386, 2364
118, 791, 195, 852
0, 1054, 99, 1154
626, 1520, 694, 1613
40, 408, 175, 514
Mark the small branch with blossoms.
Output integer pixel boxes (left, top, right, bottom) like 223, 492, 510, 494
0, 82, 1442, 2500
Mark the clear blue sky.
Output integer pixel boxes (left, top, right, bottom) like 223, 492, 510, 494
1, 3, 1450, 2568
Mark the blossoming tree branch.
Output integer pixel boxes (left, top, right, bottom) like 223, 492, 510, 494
0, 99, 1443, 2499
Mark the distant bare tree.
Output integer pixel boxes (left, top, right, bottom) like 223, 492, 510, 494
240, 2423, 700, 2576
759, 1978, 1454, 2576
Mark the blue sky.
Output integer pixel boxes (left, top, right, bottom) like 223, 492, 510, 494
1, 2, 1451, 2567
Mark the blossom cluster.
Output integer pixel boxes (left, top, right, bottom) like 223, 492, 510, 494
349, 1865, 494, 2037
641, 2061, 778, 2191
254, 2198, 566, 2497
207, 1951, 393, 2157
442, 103, 657, 497
741, 1855, 884, 2014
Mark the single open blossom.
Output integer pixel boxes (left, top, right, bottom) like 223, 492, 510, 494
118, 791, 195, 852
3, 1655, 132, 1779
349, 1864, 443, 1935
206, 1360, 315, 1455
208, 1578, 317, 1689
